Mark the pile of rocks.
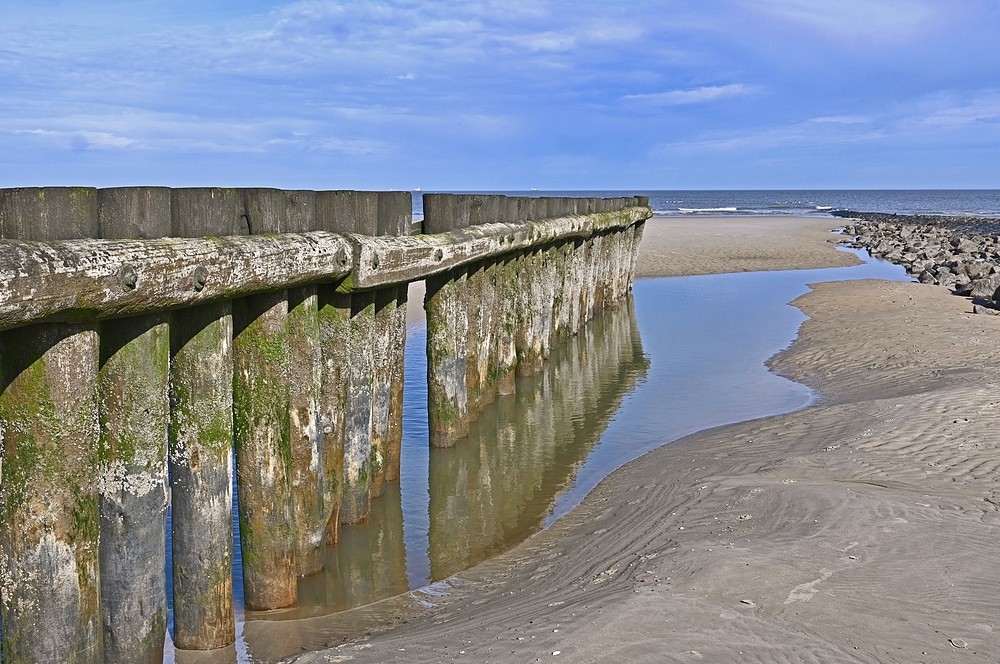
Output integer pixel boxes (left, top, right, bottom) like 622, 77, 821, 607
838, 212, 1000, 313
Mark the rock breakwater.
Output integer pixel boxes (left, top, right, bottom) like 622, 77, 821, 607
837, 211, 1000, 313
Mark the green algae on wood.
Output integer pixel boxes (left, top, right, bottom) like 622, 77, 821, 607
233, 291, 298, 610
318, 287, 349, 544
287, 285, 325, 576
463, 263, 485, 419
425, 269, 470, 447
368, 287, 397, 499
169, 302, 235, 650
384, 282, 408, 483
492, 254, 519, 397
340, 291, 375, 524
0, 322, 104, 664
97, 313, 170, 664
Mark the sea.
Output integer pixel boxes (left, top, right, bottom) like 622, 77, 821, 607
412, 189, 1000, 218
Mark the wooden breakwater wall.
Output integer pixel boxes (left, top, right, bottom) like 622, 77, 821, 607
0, 187, 650, 663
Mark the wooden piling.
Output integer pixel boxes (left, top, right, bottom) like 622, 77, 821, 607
339, 192, 379, 524
314, 192, 354, 539
385, 282, 407, 482
169, 188, 238, 650
232, 189, 298, 610
340, 290, 375, 523
514, 249, 545, 377
370, 191, 411, 496
96, 186, 172, 664
384, 193, 412, 484
232, 291, 297, 610
0, 187, 103, 664
423, 194, 471, 447
368, 288, 394, 499
285, 190, 326, 577
0, 323, 103, 664
474, 259, 498, 408
493, 253, 519, 397
464, 261, 485, 416
316, 286, 348, 544
425, 270, 470, 446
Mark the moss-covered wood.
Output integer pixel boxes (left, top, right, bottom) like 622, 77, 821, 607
492, 254, 519, 397
342, 206, 649, 291
233, 291, 298, 610
0, 208, 651, 332
318, 287, 349, 544
474, 260, 498, 409
385, 283, 407, 482
0, 322, 103, 664
169, 301, 235, 650
425, 270, 470, 447
287, 285, 325, 576
463, 263, 484, 417
0, 231, 353, 332
368, 288, 397, 499
97, 313, 170, 664
340, 292, 375, 524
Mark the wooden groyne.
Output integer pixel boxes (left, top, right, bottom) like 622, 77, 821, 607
0, 187, 650, 662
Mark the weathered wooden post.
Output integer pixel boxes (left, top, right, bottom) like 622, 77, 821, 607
462, 195, 497, 419
387, 280, 408, 480
0, 187, 104, 663
232, 188, 298, 610
493, 252, 519, 397
169, 188, 237, 650
285, 190, 327, 577
385, 236, 411, 485
370, 192, 411, 496
339, 192, 377, 524
314, 191, 353, 538
464, 256, 485, 418
96, 186, 171, 664
423, 194, 470, 447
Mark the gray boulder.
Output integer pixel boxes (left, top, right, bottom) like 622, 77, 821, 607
969, 274, 1000, 300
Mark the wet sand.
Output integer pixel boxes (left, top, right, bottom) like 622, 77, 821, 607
290, 216, 1000, 662
635, 214, 861, 277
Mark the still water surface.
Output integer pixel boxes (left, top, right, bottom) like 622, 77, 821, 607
167, 245, 910, 662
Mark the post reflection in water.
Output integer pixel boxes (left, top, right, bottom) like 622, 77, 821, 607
232, 298, 646, 663
247, 484, 409, 620
428, 298, 648, 580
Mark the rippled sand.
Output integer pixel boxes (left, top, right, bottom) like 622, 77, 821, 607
288, 217, 1000, 663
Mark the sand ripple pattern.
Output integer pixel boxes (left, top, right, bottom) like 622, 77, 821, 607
291, 280, 1000, 663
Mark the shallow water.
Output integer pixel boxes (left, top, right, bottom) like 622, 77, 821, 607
166, 246, 911, 662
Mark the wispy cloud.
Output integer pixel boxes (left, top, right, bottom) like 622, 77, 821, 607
745, 0, 939, 39
624, 84, 751, 106
664, 120, 887, 154
658, 89, 1000, 157
910, 93, 1000, 129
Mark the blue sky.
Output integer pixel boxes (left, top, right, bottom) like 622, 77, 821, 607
1, 0, 999, 190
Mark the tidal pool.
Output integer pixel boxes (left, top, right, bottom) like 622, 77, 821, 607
168, 246, 910, 662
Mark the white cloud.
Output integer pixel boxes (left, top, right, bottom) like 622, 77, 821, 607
747, 0, 938, 39
657, 89, 1000, 156
624, 84, 750, 106
809, 115, 872, 124
14, 129, 140, 150
912, 94, 1000, 129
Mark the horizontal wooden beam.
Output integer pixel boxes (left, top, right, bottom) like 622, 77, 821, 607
341, 207, 650, 291
0, 232, 353, 330
0, 207, 650, 330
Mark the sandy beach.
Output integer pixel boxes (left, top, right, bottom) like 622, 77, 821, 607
287, 216, 1000, 663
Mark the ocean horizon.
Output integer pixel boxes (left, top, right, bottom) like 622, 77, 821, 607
411, 189, 1000, 219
